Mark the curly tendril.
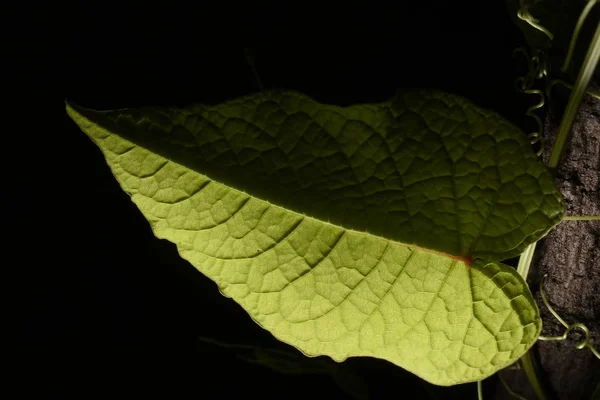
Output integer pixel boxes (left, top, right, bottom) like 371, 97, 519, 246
513, 48, 549, 157
538, 274, 600, 360
523, 90, 546, 156
516, 0, 554, 40
513, 2, 600, 159
513, 48, 549, 90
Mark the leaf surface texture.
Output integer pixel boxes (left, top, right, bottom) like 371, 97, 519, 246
67, 89, 564, 385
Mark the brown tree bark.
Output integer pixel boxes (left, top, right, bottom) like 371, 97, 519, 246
494, 83, 600, 400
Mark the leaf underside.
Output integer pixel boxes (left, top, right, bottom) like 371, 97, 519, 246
67, 89, 564, 386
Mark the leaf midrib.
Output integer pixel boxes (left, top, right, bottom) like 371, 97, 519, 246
69, 102, 479, 266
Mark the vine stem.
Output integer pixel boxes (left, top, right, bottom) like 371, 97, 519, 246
244, 48, 264, 92
548, 20, 600, 169
561, 0, 599, 73
516, 242, 537, 280
515, 243, 552, 400
563, 215, 600, 221
499, 372, 529, 400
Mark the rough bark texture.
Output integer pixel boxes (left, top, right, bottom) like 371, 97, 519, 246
493, 2, 599, 396
494, 83, 600, 400
535, 84, 600, 400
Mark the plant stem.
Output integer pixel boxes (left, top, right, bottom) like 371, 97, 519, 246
516, 242, 537, 279
520, 352, 551, 400
563, 215, 600, 221
548, 20, 600, 169
561, 0, 599, 73
516, 243, 552, 400
499, 373, 530, 400
244, 48, 264, 91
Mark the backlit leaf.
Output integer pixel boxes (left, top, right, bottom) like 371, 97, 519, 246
66, 89, 564, 385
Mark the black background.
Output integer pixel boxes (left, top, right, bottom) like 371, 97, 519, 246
16, 1, 543, 398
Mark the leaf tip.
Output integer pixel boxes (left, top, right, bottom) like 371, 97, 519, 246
65, 100, 80, 119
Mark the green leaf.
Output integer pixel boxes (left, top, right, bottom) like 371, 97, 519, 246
66, 89, 564, 386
